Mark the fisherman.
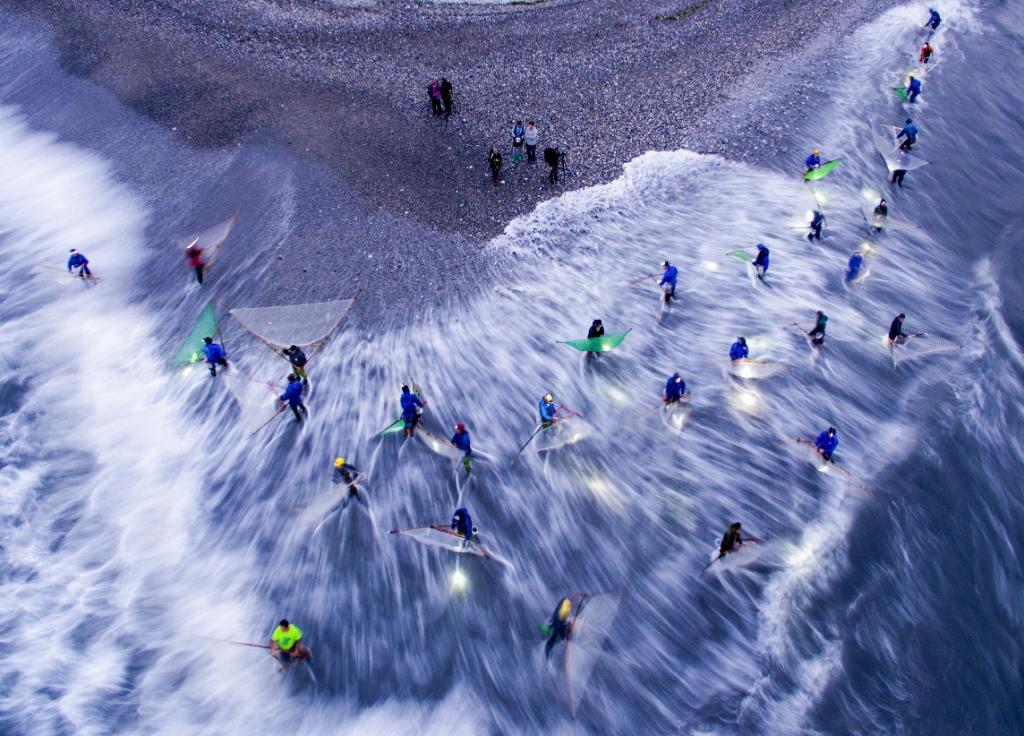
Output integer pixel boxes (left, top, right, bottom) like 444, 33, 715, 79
897, 118, 918, 150
269, 619, 310, 665
891, 167, 908, 188
872, 198, 888, 231
808, 210, 825, 241
451, 423, 472, 472
400, 384, 423, 435
586, 319, 604, 361
752, 244, 769, 278
542, 597, 573, 657
202, 336, 228, 377
920, 42, 934, 64
451, 507, 474, 545
332, 457, 361, 497
813, 426, 838, 461
804, 149, 821, 174
280, 374, 307, 422
845, 252, 864, 283
67, 248, 92, 278
283, 345, 308, 388
907, 75, 922, 103
718, 522, 744, 558
664, 373, 687, 404
185, 241, 205, 284
925, 7, 941, 30
807, 311, 828, 346
888, 313, 909, 344
729, 337, 749, 361
539, 393, 557, 427
659, 261, 678, 302
511, 121, 525, 163
439, 78, 453, 115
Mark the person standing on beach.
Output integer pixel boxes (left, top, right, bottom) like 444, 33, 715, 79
525, 122, 538, 163
428, 80, 442, 116
440, 79, 453, 115
511, 121, 525, 163
544, 146, 560, 184
488, 148, 503, 187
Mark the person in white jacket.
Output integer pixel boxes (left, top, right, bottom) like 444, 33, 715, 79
524, 121, 538, 163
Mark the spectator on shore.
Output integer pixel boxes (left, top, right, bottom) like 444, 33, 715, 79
428, 80, 442, 116
488, 147, 503, 187
543, 145, 560, 184
440, 79, 453, 115
525, 122, 538, 163
511, 121, 525, 162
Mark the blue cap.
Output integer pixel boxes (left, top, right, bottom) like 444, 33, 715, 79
757, 243, 766, 249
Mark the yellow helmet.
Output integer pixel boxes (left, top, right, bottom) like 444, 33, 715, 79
544, 393, 554, 404
558, 598, 572, 621
813, 149, 819, 155
334, 457, 345, 468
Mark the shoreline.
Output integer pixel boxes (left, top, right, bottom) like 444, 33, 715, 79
1, 0, 901, 315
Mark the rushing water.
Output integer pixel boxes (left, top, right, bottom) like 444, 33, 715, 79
0, 1, 1022, 733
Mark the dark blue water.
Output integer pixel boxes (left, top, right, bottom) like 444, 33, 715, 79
0, 2, 1021, 734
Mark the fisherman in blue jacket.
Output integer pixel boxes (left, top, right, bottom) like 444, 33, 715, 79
539, 393, 557, 426
907, 76, 922, 103
897, 119, 918, 150
67, 249, 92, 277
804, 149, 820, 174
845, 252, 864, 283
451, 507, 474, 544
202, 336, 228, 377
400, 384, 423, 436
925, 7, 941, 30
280, 374, 307, 422
451, 423, 472, 471
752, 244, 769, 278
814, 426, 838, 460
808, 211, 825, 241
659, 261, 678, 302
664, 373, 687, 404
729, 337, 749, 361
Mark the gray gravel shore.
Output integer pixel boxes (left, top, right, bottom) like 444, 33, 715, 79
3, 0, 900, 315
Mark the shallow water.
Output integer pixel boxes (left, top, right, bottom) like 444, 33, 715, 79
0, 1, 1021, 733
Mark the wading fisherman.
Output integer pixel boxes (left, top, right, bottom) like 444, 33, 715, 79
659, 261, 678, 301
67, 248, 92, 277
920, 42, 934, 64
203, 336, 228, 377
586, 319, 605, 361
664, 373, 687, 404
814, 426, 838, 460
451, 507, 474, 546
333, 457, 361, 497
807, 311, 828, 346
925, 7, 941, 30
539, 393, 557, 427
451, 423, 472, 472
889, 313, 909, 344
752, 244, 769, 278
872, 198, 888, 231
718, 522, 744, 558
804, 149, 820, 175
280, 374, 307, 422
808, 210, 825, 241
897, 118, 918, 151
283, 345, 308, 388
906, 76, 922, 103
729, 337, 749, 361
184, 240, 205, 284
542, 597, 574, 657
401, 384, 423, 435
845, 252, 864, 283
269, 619, 310, 666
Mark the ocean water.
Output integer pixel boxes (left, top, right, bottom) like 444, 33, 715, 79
0, 1, 1021, 734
